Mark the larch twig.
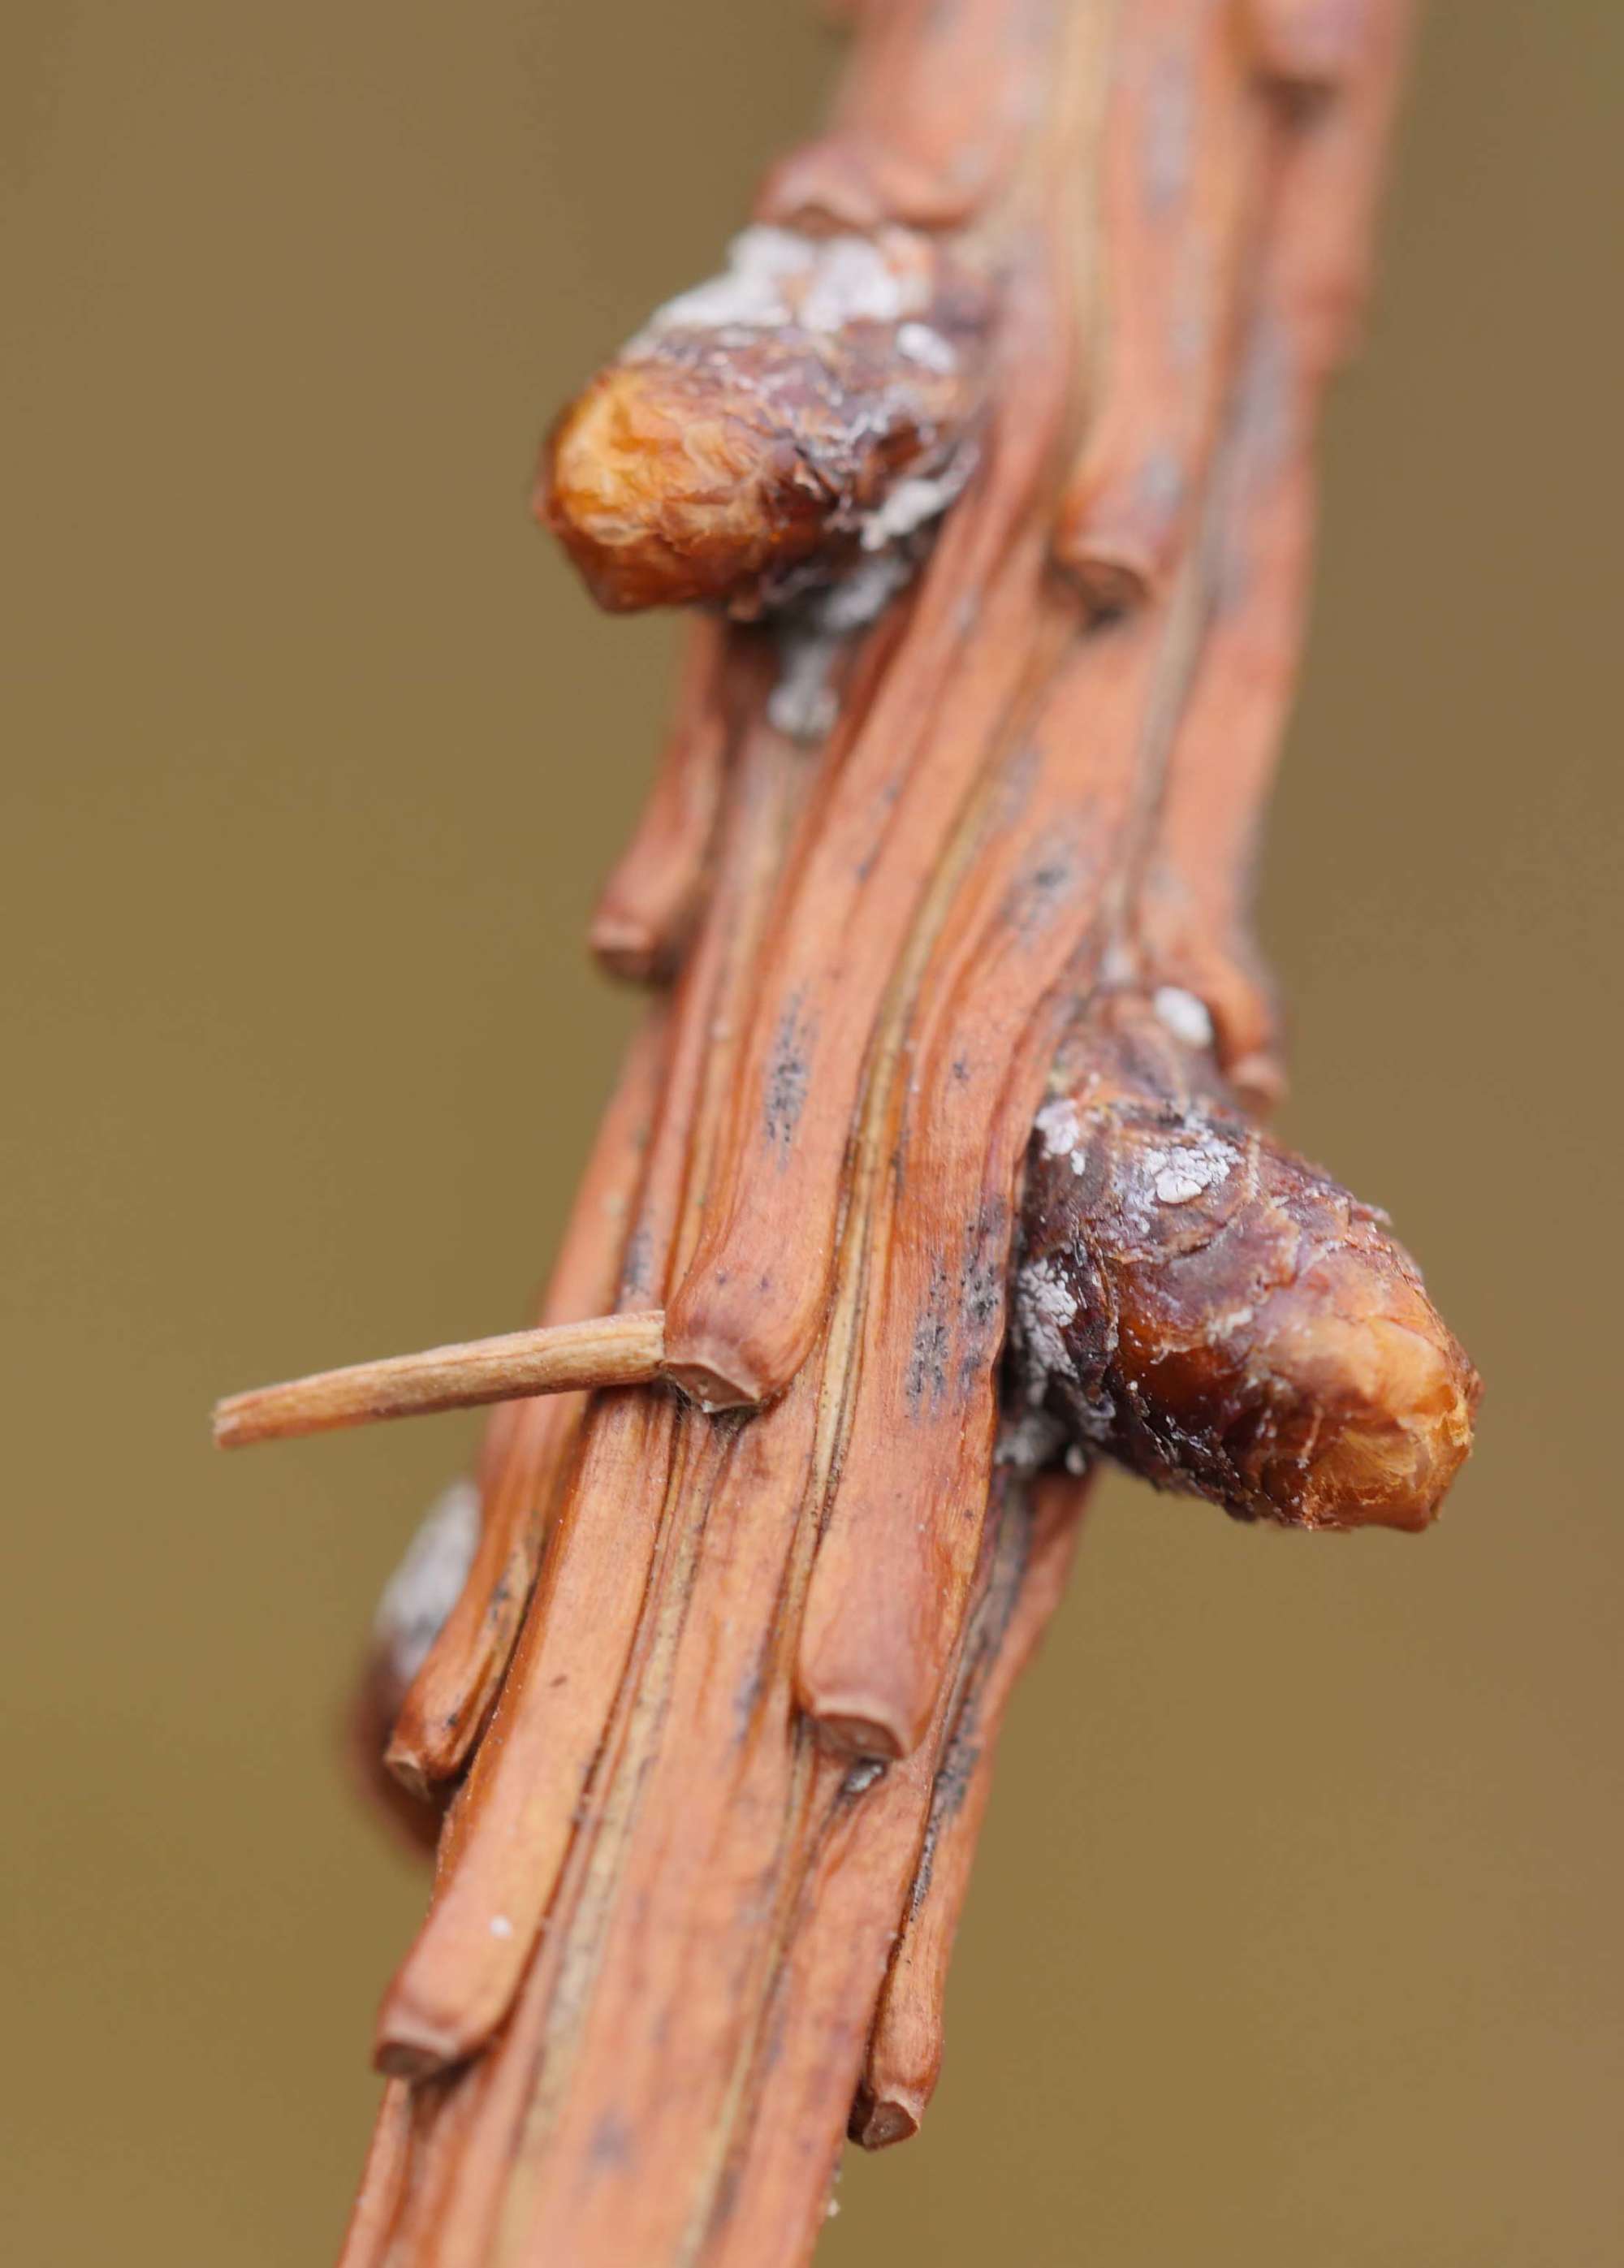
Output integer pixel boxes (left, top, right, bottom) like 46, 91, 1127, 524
218, 3, 1479, 2262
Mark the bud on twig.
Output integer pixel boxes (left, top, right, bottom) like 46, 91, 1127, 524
1013, 994, 1479, 1531
540, 225, 991, 616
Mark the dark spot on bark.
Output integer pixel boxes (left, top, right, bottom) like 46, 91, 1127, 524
620, 1222, 653, 1302
906, 1722, 983, 1919
764, 991, 814, 1155
935, 1733, 982, 1832
732, 1650, 767, 1739
958, 1203, 1008, 1363
589, 2109, 636, 2172
710, 2163, 740, 2230
1003, 843, 1078, 937
905, 1277, 952, 1411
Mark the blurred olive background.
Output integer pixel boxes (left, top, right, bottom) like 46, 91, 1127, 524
2, 4, 1620, 2262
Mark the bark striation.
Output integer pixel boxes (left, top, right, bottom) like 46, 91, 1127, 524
289, 5, 1483, 2265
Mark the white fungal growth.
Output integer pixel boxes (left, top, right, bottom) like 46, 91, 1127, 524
860, 464, 973, 551
1034, 1096, 1082, 1161
1136, 1133, 1236, 1211
797, 234, 916, 330
896, 320, 958, 372
1013, 1255, 1080, 1402
644, 228, 804, 336
768, 555, 917, 743
996, 1405, 1069, 1470
372, 1475, 481, 1686
818, 551, 914, 633
1153, 984, 1215, 1050
643, 227, 933, 344
1155, 1158, 1220, 1203
767, 633, 840, 743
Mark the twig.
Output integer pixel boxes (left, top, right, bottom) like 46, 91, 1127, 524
300, 3, 1474, 2262
212, 1311, 664, 1449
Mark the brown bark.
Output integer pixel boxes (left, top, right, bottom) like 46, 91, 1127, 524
385, 1012, 669, 1793
226, 2, 1483, 2261
587, 623, 732, 982
852, 1467, 1095, 2148
1054, 0, 1268, 608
